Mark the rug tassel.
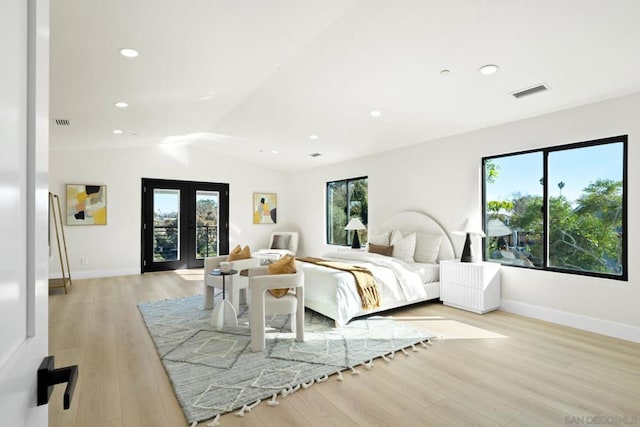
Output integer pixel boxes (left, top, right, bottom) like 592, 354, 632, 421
421, 341, 429, 348
236, 405, 249, 417
336, 370, 344, 381
382, 354, 391, 363
190, 421, 198, 427
267, 393, 279, 406
316, 374, 329, 383
411, 343, 418, 352
282, 384, 300, 397
206, 414, 221, 427
362, 359, 373, 369
401, 347, 409, 356
302, 379, 315, 389
349, 366, 360, 375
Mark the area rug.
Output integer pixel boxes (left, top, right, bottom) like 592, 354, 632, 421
138, 294, 433, 425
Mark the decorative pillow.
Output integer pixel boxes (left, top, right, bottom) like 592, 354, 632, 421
270, 234, 291, 250
413, 233, 443, 264
367, 230, 390, 246
227, 245, 251, 261
390, 230, 416, 263
368, 243, 394, 257
267, 255, 296, 297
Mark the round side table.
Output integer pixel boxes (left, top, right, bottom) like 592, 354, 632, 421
209, 269, 239, 329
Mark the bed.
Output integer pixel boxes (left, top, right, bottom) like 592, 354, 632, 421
299, 211, 455, 327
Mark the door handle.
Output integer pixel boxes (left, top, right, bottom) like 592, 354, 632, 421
37, 355, 79, 410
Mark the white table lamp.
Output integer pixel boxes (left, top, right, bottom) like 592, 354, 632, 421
453, 218, 486, 262
344, 218, 366, 249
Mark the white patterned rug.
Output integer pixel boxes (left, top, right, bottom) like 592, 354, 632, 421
138, 294, 433, 425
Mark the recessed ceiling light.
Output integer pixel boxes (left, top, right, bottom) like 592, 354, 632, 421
119, 48, 139, 58
479, 64, 499, 75
370, 110, 381, 117
114, 102, 128, 108
112, 129, 123, 134
310, 134, 319, 140
271, 150, 278, 154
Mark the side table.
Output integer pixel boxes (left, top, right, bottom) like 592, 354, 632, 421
209, 269, 239, 329
439, 260, 501, 314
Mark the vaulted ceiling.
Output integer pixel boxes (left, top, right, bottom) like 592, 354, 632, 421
50, 0, 640, 171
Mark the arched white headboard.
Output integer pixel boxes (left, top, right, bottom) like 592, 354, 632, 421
376, 211, 455, 262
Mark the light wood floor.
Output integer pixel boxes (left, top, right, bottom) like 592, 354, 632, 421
49, 271, 640, 427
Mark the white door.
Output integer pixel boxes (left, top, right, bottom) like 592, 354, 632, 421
0, 0, 50, 425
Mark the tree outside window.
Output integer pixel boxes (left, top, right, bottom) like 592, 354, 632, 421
483, 136, 626, 280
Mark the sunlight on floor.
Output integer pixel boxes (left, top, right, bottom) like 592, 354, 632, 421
173, 269, 204, 281
388, 315, 508, 340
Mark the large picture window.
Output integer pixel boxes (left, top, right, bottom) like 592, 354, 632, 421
327, 176, 368, 246
483, 135, 627, 280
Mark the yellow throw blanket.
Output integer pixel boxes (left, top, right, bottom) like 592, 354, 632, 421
298, 257, 381, 310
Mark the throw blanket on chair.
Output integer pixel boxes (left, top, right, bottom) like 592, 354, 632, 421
298, 257, 381, 310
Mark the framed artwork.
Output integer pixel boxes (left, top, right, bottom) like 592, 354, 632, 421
253, 192, 277, 224
66, 184, 107, 225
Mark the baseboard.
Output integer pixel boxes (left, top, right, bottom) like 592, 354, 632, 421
49, 267, 140, 280
500, 299, 640, 344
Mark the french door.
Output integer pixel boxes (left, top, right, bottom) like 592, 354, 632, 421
141, 178, 229, 272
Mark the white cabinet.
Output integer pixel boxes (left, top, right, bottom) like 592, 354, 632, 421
439, 260, 501, 314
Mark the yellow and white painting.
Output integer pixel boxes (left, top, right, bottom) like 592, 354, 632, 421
66, 184, 107, 225
253, 192, 277, 224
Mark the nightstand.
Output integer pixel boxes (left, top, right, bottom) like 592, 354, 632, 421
439, 259, 501, 314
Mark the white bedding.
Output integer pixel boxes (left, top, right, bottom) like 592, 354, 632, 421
299, 210, 456, 327
299, 251, 440, 327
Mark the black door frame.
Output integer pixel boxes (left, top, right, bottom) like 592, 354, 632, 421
141, 178, 229, 273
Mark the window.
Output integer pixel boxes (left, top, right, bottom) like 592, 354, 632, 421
483, 135, 627, 280
326, 176, 368, 246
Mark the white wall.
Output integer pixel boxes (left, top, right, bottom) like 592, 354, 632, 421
49, 144, 292, 278
49, 92, 639, 342
290, 92, 640, 342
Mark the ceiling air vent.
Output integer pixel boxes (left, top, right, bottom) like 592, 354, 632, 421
309, 153, 322, 158
511, 84, 549, 99
54, 119, 70, 126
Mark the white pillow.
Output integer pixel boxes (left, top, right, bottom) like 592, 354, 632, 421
390, 230, 416, 263
368, 230, 390, 246
413, 233, 443, 264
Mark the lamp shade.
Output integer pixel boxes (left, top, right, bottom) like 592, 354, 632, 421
453, 218, 486, 237
344, 218, 366, 231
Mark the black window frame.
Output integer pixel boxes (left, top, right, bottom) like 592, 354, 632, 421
482, 135, 628, 281
326, 176, 368, 246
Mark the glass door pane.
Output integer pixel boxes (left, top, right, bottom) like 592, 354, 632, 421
153, 189, 180, 262
195, 190, 219, 259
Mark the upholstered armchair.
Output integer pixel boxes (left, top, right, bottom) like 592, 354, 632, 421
247, 266, 304, 352
203, 255, 260, 311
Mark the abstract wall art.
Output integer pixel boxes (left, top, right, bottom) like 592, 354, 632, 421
253, 192, 277, 224
66, 184, 107, 225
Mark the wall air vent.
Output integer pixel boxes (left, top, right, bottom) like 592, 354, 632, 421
309, 153, 322, 157
54, 119, 70, 126
511, 84, 549, 99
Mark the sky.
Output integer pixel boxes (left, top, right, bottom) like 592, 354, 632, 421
153, 190, 219, 216
486, 141, 624, 204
